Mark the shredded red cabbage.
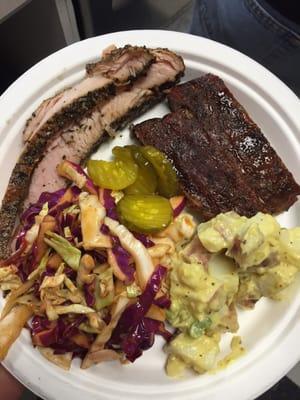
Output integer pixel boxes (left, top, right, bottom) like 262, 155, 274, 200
38, 189, 68, 209
31, 315, 53, 334
108, 265, 167, 361
84, 280, 95, 307
100, 189, 118, 220
121, 317, 172, 362
58, 315, 86, 339
1, 241, 27, 268
69, 185, 82, 199
17, 262, 29, 283
31, 315, 89, 359
13, 188, 81, 265
31, 316, 58, 346
52, 343, 88, 359
21, 188, 67, 228
15, 230, 26, 251
153, 295, 171, 309
132, 232, 154, 248
100, 224, 110, 235
145, 318, 172, 341
56, 209, 82, 243
120, 318, 155, 361
111, 237, 134, 283
58, 212, 76, 233
172, 197, 186, 218
17, 243, 43, 279
88, 250, 107, 264
64, 266, 77, 282
32, 267, 55, 298
50, 202, 73, 221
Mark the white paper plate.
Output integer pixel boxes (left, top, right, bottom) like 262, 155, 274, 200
1, 30, 300, 400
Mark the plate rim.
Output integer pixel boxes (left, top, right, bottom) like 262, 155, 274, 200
0, 29, 300, 400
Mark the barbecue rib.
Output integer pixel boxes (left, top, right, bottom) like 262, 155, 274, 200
167, 74, 300, 214
133, 74, 300, 219
0, 47, 184, 259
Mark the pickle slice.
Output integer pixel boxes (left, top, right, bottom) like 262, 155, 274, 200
124, 146, 157, 194
117, 194, 173, 233
140, 146, 178, 198
87, 159, 138, 190
112, 146, 133, 162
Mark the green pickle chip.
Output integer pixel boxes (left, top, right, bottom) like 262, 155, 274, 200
140, 146, 178, 198
124, 146, 157, 194
88, 145, 178, 195
87, 158, 138, 190
117, 194, 173, 233
112, 146, 133, 162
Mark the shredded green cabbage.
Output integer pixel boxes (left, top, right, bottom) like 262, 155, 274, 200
44, 232, 81, 270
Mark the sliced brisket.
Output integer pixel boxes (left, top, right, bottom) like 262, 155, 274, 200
0, 47, 184, 259
27, 48, 184, 204
0, 46, 153, 259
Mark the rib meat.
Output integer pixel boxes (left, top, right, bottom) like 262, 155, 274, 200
133, 109, 266, 219
167, 74, 300, 214
133, 74, 300, 219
